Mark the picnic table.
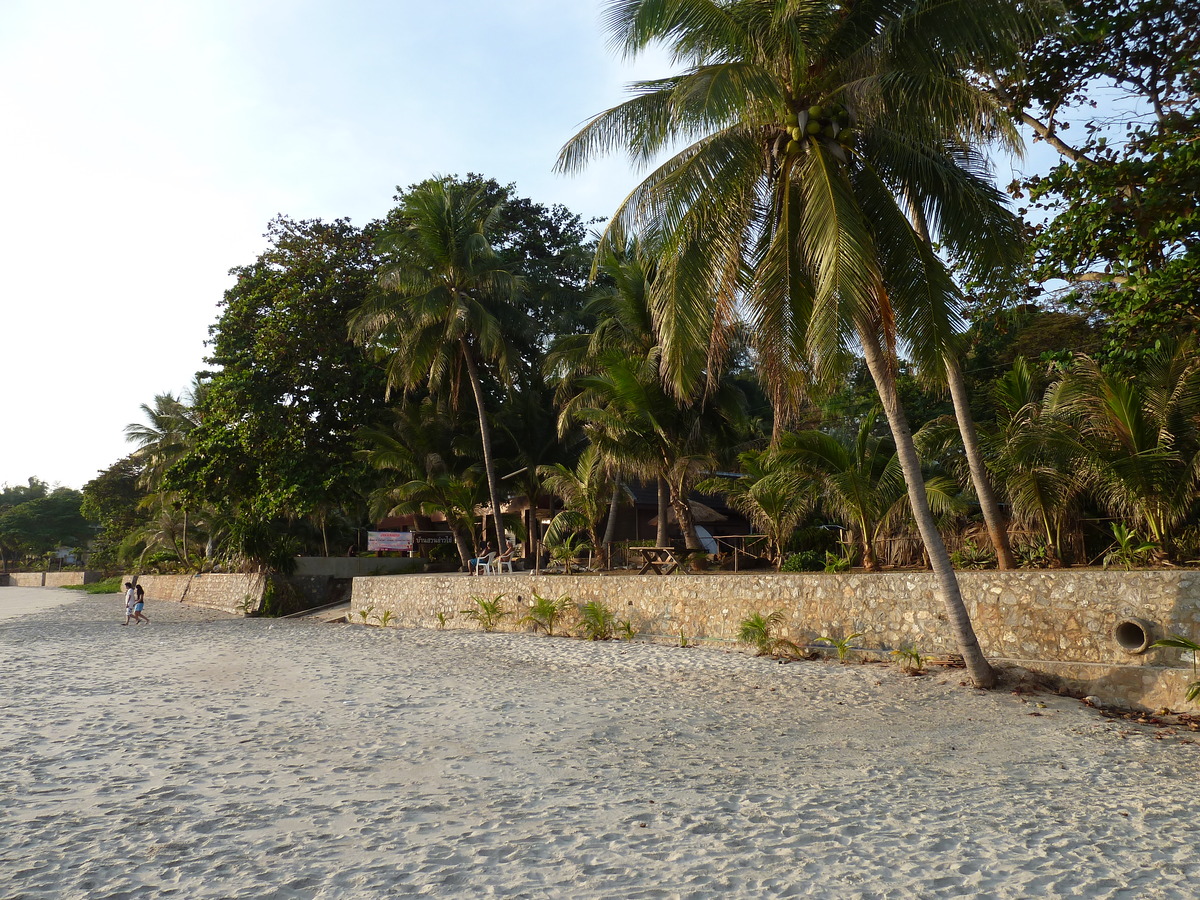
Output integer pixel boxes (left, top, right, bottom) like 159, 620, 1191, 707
635, 546, 681, 575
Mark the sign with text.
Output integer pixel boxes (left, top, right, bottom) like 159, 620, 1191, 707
413, 532, 455, 545
367, 531, 413, 551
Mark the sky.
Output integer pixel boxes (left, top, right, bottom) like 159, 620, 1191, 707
0, 0, 1054, 492
0, 0, 685, 490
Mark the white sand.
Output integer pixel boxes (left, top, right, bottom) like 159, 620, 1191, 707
0, 585, 83, 621
1, 586, 1197, 899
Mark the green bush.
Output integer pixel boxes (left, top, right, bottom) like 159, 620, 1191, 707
781, 550, 824, 572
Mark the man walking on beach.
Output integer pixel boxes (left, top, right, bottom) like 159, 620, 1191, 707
122, 582, 136, 625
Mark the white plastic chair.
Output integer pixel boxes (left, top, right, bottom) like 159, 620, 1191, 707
475, 552, 498, 575
495, 558, 514, 574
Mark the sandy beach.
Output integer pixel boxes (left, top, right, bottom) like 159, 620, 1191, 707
1, 587, 1197, 899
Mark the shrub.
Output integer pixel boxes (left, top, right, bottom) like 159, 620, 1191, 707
62, 577, 123, 594
815, 631, 865, 662
522, 592, 573, 636
578, 600, 615, 640
461, 594, 508, 632
781, 550, 824, 572
950, 540, 994, 570
737, 611, 803, 657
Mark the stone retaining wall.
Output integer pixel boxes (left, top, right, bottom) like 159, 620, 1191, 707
3, 572, 103, 587
127, 573, 266, 615
6, 573, 47, 587
351, 569, 1200, 711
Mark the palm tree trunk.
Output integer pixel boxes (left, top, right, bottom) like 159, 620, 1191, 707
668, 473, 704, 552
904, 193, 1014, 570
461, 340, 506, 553
860, 326, 996, 689
656, 476, 670, 547
182, 507, 190, 572
602, 477, 621, 567
945, 354, 1016, 568
452, 527, 472, 570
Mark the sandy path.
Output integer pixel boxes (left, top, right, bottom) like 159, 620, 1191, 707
1, 587, 1197, 899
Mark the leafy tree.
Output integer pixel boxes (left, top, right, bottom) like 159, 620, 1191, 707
80, 457, 149, 572
992, 0, 1200, 363
0, 487, 90, 564
169, 216, 388, 567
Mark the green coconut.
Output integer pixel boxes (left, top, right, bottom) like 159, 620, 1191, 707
805, 120, 822, 135
786, 139, 801, 154
807, 104, 824, 120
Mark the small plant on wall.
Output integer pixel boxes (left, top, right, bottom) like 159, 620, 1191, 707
522, 592, 573, 636
738, 611, 802, 658
579, 600, 615, 640
461, 594, 508, 632
816, 631, 865, 663
891, 646, 925, 675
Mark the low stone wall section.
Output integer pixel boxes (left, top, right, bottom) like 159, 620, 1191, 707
7, 573, 47, 587
4, 572, 103, 587
127, 573, 266, 615
351, 569, 1200, 711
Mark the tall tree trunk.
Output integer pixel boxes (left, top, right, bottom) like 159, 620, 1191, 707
602, 477, 622, 568
945, 354, 1016, 569
656, 476, 670, 547
182, 507, 190, 572
461, 340, 506, 553
452, 526, 472, 570
860, 521, 879, 572
905, 194, 1014, 570
668, 473, 704, 552
860, 325, 997, 689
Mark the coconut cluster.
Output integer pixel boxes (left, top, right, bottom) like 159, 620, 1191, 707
784, 103, 855, 154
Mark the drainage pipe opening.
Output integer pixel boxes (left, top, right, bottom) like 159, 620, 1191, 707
1113, 617, 1156, 654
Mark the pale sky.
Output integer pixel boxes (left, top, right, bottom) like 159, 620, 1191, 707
0, 0, 683, 490
0, 0, 1053, 492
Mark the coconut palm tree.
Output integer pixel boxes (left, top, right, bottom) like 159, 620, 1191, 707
555, 0, 1055, 687
358, 401, 487, 569
775, 415, 964, 571
701, 449, 817, 568
982, 357, 1084, 562
546, 232, 664, 547
1065, 343, 1200, 552
125, 375, 208, 569
562, 351, 747, 551
350, 181, 525, 553
538, 444, 627, 566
